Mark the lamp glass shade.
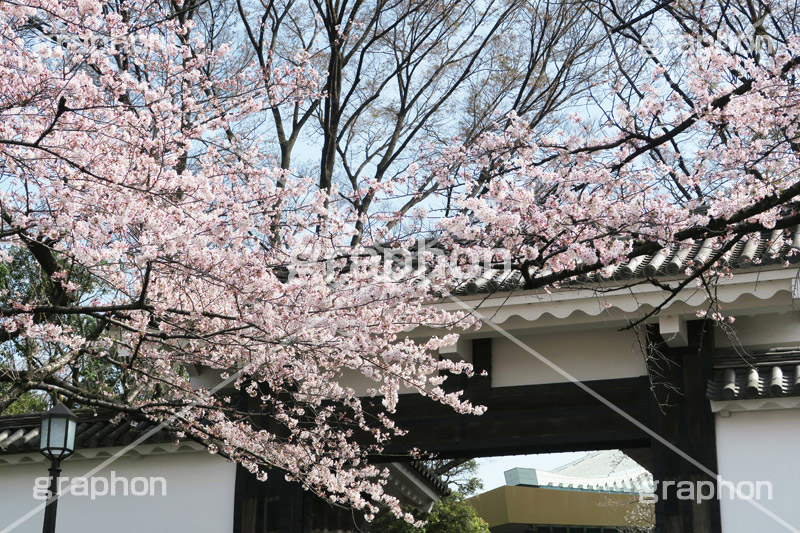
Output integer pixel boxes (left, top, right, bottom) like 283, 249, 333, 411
39, 404, 78, 462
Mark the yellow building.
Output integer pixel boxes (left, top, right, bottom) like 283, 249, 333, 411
468, 451, 654, 533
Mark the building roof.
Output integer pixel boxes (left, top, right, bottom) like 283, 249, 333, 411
454, 227, 800, 295
0, 410, 451, 498
0, 410, 178, 455
503, 450, 653, 495
552, 449, 643, 478
707, 347, 800, 401
405, 460, 451, 496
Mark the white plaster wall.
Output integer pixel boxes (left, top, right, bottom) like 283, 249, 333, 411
715, 312, 800, 350
491, 327, 647, 387
715, 408, 800, 532
0, 451, 236, 533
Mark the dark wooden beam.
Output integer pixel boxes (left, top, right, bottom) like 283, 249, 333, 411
379, 376, 652, 459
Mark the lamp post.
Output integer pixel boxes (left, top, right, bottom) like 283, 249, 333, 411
38, 404, 77, 533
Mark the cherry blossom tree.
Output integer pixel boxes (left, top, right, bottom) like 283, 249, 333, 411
3, 0, 800, 522
0, 0, 480, 519
433, 0, 800, 325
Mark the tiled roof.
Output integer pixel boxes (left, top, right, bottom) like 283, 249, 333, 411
504, 451, 653, 495
454, 227, 800, 295
406, 460, 451, 496
0, 410, 178, 455
707, 348, 800, 400
0, 411, 451, 496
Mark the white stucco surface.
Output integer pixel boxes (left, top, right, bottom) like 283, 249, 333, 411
715, 312, 800, 350
491, 327, 647, 387
0, 450, 236, 533
715, 408, 800, 532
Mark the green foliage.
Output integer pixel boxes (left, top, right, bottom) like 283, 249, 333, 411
0, 388, 48, 415
370, 494, 490, 533
0, 246, 118, 414
423, 459, 484, 496
425, 494, 490, 533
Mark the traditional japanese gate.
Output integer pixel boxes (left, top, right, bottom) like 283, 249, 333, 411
235, 237, 800, 533
380, 322, 720, 533
375, 244, 800, 533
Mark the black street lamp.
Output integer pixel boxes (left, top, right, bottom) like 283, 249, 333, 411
38, 404, 78, 533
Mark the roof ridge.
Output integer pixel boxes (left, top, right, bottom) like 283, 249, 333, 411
454, 227, 800, 295
550, 451, 598, 473
0, 408, 115, 427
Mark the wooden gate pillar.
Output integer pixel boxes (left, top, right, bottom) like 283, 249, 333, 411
648, 320, 721, 533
